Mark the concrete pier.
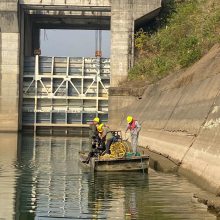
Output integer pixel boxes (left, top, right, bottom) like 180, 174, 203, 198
0, 0, 20, 132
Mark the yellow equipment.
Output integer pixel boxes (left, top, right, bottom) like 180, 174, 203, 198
127, 116, 133, 123
100, 141, 127, 160
110, 142, 126, 158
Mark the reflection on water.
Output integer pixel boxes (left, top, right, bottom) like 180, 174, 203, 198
0, 133, 217, 220
0, 133, 19, 220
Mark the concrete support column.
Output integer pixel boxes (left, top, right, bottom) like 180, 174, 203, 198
110, 0, 162, 86
0, 0, 20, 131
110, 0, 134, 86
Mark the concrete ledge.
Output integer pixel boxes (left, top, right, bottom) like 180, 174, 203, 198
193, 193, 220, 216
138, 129, 194, 161
139, 146, 180, 172
109, 86, 147, 97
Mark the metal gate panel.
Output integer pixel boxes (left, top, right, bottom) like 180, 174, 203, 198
22, 56, 110, 130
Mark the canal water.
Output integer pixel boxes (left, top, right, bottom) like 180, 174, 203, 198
0, 133, 218, 220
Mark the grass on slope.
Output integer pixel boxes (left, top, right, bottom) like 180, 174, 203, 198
129, 0, 220, 82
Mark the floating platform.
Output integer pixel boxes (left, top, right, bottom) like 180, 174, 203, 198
79, 152, 149, 172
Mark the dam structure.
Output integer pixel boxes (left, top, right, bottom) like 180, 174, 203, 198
0, 0, 162, 132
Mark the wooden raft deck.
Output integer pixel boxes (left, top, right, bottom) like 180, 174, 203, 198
79, 152, 149, 172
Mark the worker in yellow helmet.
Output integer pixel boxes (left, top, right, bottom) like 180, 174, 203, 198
93, 117, 100, 124
83, 117, 101, 164
89, 117, 100, 147
97, 123, 114, 155
125, 116, 141, 154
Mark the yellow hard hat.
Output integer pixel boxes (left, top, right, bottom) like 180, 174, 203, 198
127, 116, 133, 123
97, 123, 104, 132
93, 117, 100, 123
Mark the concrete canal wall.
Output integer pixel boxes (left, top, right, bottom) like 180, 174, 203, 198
109, 44, 220, 195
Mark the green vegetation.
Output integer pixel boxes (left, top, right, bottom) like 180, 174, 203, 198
129, 0, 220, 82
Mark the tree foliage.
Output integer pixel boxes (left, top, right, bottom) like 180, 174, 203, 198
129, 0, 220, 82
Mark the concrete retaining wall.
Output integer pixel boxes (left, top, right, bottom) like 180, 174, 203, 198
109, 44, 220, 194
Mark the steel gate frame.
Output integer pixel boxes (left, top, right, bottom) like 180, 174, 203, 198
22, 55, 110, 131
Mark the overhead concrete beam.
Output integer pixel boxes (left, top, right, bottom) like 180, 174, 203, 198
19, 0, 111, 7
133, 0, 162, 20
22, 5, 111, 12
19, 0, 162, 86
31, 15, 111, 30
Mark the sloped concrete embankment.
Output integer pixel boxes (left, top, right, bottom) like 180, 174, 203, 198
109, 44, 220, 195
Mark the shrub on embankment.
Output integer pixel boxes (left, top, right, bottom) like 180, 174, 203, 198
129, 0, 220, 82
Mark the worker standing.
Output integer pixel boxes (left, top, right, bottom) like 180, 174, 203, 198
97, 123, 114, 155
125, 116, 141, 154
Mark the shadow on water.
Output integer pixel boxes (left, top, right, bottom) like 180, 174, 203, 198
0, 133, 218, 220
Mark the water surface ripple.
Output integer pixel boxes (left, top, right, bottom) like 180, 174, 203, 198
0, 134, 217, 220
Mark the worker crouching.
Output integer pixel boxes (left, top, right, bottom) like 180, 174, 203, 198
97, 123, 114, 155
89, 117, 100, 149
82, 117, 102, 164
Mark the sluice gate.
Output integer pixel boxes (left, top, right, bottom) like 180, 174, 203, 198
22, 56, 110, 133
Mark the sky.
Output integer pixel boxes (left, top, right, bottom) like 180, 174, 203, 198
40, 29, 111, 58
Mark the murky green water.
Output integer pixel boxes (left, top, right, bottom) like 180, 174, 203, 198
0, 133, 217, 220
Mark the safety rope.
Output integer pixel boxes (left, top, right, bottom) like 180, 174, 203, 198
99, 141, 127, 160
